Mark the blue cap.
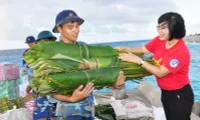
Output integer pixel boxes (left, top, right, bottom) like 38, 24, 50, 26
25, 36, 36, 44
37, 30, 57, 41
52, 10, 84, 33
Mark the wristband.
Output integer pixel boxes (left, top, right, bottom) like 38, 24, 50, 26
139, 60, 145, 66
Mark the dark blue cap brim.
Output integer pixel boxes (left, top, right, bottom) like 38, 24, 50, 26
25, 42, 35, 44
25, 41, 35, 44
52, 17, 84, 33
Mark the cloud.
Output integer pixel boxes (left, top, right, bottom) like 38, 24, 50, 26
1, 0, 176, 38
0, 6, 12, 40
0, 0, 199, 50
36, 27, 48, 32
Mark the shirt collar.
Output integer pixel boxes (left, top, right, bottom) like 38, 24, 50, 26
60, 40, 77, 44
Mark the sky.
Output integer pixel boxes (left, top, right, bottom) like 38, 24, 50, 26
0, 0, 200, 50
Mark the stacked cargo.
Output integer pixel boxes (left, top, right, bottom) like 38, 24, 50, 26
0, 63, 22, 113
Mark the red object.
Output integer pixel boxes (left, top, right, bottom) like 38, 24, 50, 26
145, 36, 190, 90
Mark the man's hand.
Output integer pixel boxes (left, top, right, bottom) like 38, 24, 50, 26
70, 82, 94, 102
114, 71, 126, 89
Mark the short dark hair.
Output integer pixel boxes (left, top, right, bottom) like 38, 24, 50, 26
158, 12, 186, 40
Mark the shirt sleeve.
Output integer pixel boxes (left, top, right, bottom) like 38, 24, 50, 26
28, 68, 34, 77
47, 96, 59, 103
162, 50, 189, 73
145, 36, 159, 53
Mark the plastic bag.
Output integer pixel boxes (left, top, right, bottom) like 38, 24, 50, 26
0, 108, 32, 120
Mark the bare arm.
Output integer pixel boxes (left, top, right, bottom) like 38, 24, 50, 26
141, 61, 170, 78
115, 46, 150, 54
53, 94, 72, 102
129, 46, 150, 54
118, 53, 170, 78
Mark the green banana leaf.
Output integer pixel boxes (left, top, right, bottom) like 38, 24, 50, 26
30, 67, 120, 95
24, 42, 118, 65
24, 42, 155, 95
31, 57, 120, 77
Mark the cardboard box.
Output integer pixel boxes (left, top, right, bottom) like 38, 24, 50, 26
0, 79, 20, 99
0, 63, 19, 81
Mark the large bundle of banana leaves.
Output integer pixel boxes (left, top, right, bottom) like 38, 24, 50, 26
24, 42, 155, 95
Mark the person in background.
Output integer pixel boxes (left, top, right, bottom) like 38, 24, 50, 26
50, 9, 125, 120
21, 36, 36, 79
25, 30, 57, 120
36, 30, 57, 43
116, 12, 194, 120
21, 36, 36, 119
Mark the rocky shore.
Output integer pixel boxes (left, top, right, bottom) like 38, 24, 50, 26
94, 81, 200, 120
184, 34, 200, 43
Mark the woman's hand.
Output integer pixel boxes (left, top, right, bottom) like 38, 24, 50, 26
118, 53, 142, 65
